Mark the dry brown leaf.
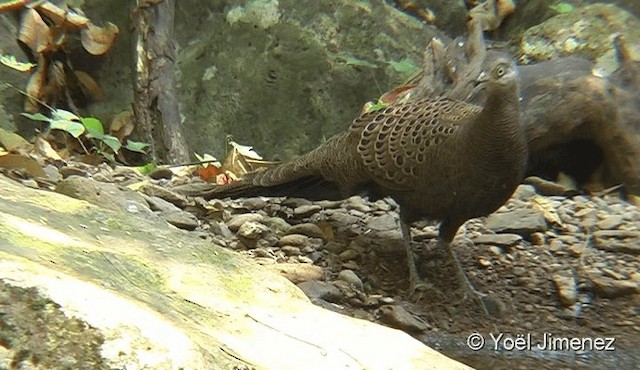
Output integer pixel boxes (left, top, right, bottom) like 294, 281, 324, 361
74, 70, 105, 101
109, 111, 135, 142
81, 22, 119, 56
24, 55, 47, 113
34, 134, 63, 161
0, 153, 46, 178
0, 128, 32, 153
531, 195, 564, 227
35, 1, 90, 29
19, 8, 53, 53
221, 139, 276, 178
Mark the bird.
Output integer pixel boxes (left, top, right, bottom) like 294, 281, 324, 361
202, 51, 527, 313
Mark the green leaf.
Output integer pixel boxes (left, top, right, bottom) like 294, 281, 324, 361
98, 134, 122, 153
134, 162, 157, 175
20, 112, 52, 123
51, 109, 81, 123
50, 119, 85, 138
338, 54, 377, 68
81, 117, 104, 137
549, 3, 574, 13
388, 58, 420, 74
125, 140, 150, 153
97, 148, 116, 163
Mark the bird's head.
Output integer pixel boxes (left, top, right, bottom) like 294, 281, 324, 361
476, 53, 519, 90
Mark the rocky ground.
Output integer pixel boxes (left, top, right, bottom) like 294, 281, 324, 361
15, 163, 637, 369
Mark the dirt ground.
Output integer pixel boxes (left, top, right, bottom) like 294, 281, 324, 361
342, 216, 640, 369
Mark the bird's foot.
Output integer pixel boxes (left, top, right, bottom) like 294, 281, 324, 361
450, 253, 507, 316
407, 278, 442, 303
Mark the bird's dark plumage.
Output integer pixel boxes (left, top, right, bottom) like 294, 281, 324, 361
205, 51, 528, 311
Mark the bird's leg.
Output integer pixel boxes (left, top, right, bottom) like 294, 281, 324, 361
399, 210, 434, 298
440, 237, 490, 315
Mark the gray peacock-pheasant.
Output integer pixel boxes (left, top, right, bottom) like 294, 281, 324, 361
198, 50, 528, 314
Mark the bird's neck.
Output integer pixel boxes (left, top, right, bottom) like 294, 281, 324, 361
475, 84, 521, 138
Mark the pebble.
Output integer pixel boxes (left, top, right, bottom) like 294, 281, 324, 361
485, 208, 548, 236
281, 246, 302, 256
339, 249, 360, 261
596, 215, 624, 230
297, 281, 342, 303
237, 221, 269, 239
589, 276, 640, 298
294, 204, 322, 217
266, 263, 324, 283
593, 230, 640, 255
287, 223, 326, 239
329, 211, 360, 225
338, 269, 364, 291
377, 305, 428, 332
367, 214, 397, 231
473, 233, 522, 247
226, 213, 264, 231
552, 273, 577, 306
278, 234, 311, 247
162, 210, 199, 231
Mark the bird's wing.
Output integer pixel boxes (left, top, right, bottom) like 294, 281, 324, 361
350, 97, 481, 189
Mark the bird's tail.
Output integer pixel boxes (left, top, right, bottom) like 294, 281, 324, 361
200, 133, 358, 200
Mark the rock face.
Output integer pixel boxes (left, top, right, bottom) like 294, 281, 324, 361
174, 0, 441, 159
520, 3, 640, 74
0, 175, 469, 370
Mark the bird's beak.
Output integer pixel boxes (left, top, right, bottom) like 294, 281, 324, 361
476, 71, 489, 84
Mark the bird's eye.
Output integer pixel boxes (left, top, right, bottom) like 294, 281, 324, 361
494, 64, 506, 77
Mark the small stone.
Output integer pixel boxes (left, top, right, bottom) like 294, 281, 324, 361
297, 281, 341, 303
512, 184, 537, 200
307, 251, 323, 263
367, 214, 397, 231
281, 246, 302, 256
294, 204, 322, 217
209, 221, 235, 239
20, 178, 39, 188
374, 200, 391, 212
227, 213, 264, 231
574, 208, 596, 218
297, 255, 315, 264
473, 233, 522, 247
162, 211, 199, 231
324, 241, 347, 254
266, 263, 324, 283
567, 244, 584, 257
241, 197, 267, 210
593, 230, 640, 255
278, 234, 310, 247
590, 276, 640, 298
145, 195, 181, 213
345, 196, 372, 213
485, 208, 547, 236
548, 239, 565, 252
380, 296, 395, 304
377, 305, 428, 332
237, 221, 268, 239
512, 266, 527, 277
339, 249, 360, 261
488, 246, 503, 255
596, 215, 624, 230
281, 198, 312, 208
329, 211, 360, 225
530, 232, 546, 245
337, 269, 363, 291
147, 167, 173, 180
552, 274, 577, 306
477, 257, 492, 268
288, 223, 326, 239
